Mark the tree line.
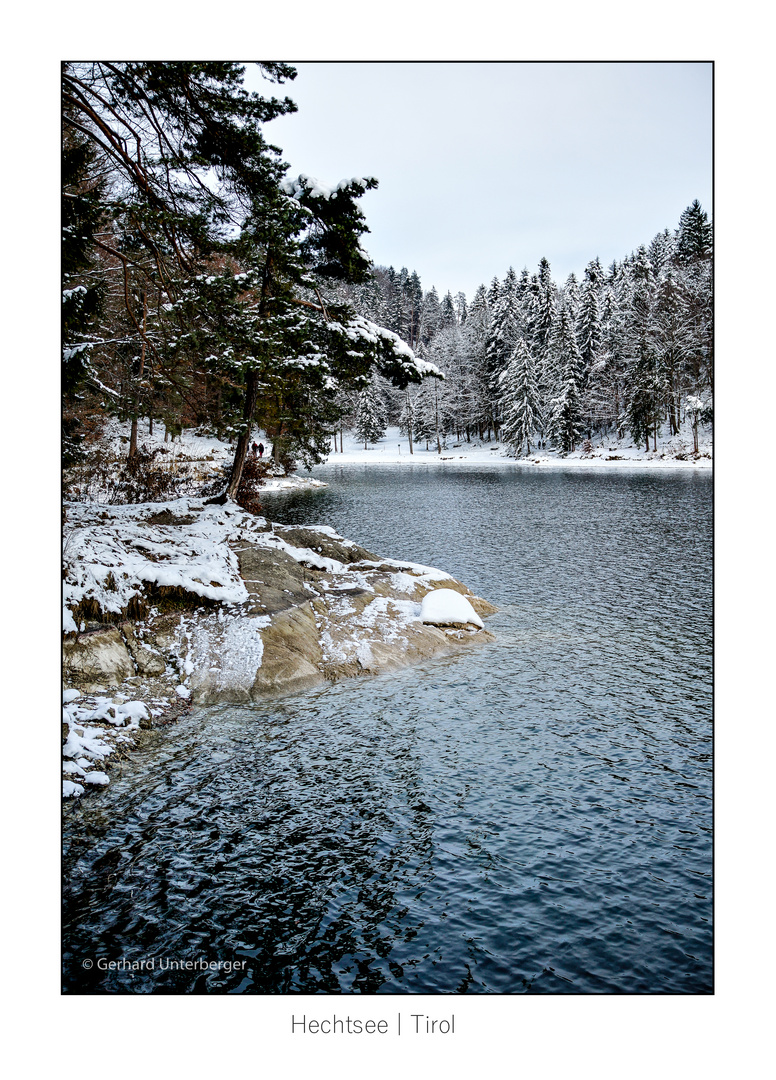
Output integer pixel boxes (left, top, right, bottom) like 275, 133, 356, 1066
328, 201, 712, 456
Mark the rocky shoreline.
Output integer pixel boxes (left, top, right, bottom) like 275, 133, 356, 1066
62, 500, 496, 797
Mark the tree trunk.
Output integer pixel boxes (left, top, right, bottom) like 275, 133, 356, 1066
434, 382, 441, 453
223, 369, 260, 501
127, 286, 148, 461
128, 417, 139, 459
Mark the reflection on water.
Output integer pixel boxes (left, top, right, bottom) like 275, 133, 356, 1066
63, 467, 712, 993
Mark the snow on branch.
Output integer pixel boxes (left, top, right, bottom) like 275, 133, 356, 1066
280, 174, 377, 201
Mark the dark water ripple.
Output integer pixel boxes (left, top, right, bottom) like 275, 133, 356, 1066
63, 466, 711, 994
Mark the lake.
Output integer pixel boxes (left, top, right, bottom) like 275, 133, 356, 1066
62, 465, 712, 993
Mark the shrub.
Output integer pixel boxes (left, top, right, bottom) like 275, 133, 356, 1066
235, 452, 271, 515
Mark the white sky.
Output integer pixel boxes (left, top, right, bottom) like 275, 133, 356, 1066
246, 61, 712, 298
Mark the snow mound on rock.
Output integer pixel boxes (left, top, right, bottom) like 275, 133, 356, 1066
419, 588, 484, 628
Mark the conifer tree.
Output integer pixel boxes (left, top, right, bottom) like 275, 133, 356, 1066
354, 375, 388, 447
440, 290, 457, 328
483, 267, 520, 436
500, 337, 539, 456
62, 127, 107, 463
418, 286, 442, 346
677, 199, 713, 262
624, 246, 659, 451
455, 291, 468, 325
547, 306, 585, 452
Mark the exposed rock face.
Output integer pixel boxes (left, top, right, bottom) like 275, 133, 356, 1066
63, 519, 497, 702
63, 627, 136, 688
251, 602, 323, 697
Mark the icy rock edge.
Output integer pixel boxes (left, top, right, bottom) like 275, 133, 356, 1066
62, 499, 497, 797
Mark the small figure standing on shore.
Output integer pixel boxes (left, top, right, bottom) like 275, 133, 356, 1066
258, 442, 264, 458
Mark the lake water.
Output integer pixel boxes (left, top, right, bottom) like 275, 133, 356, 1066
62, 465, 712, 994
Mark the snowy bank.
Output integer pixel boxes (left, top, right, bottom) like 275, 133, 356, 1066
313, 425, 712, 470
63, 498, 496, 798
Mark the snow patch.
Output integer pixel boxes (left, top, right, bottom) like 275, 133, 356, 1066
420, 588, 483, 628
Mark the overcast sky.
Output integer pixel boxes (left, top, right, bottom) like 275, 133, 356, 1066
245, 61, 712, 299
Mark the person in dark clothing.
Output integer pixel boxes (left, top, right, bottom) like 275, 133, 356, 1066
258, 442, 264, 458
251, 441, 258, 455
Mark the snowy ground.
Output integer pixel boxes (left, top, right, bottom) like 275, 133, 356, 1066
62, 691, 182, 799
318, 424, 712, 470
67, 418, 327, 503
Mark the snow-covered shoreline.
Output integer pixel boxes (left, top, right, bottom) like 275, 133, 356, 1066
63, 496, 496, 800
311, 425, 712, 471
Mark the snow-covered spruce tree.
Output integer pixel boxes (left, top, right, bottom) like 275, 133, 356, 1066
652, 266, 693, 436
500, 337, 539, 457
405, 270, 424, 348
677, 199, 713, 263
623, 246, 660, 452
459, 284, 491, 440
418, 286, 442, 347
483, 267, 520, 437
562, 272, 580, 320
354, 374, 388, 448
440, 290, 458, 329
675, 201, 713, 394
547, 306, 585, 453
455, 291, 468, 325
487, 277, 501, 309
576, 276, 602, 437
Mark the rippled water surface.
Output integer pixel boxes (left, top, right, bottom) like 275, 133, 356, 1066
63, 466, 712, 993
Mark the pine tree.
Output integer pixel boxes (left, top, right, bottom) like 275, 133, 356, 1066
63, 62, 442, 493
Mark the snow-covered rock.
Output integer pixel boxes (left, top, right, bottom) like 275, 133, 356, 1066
63, 500, 497, 797
419, 588, 484, 629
